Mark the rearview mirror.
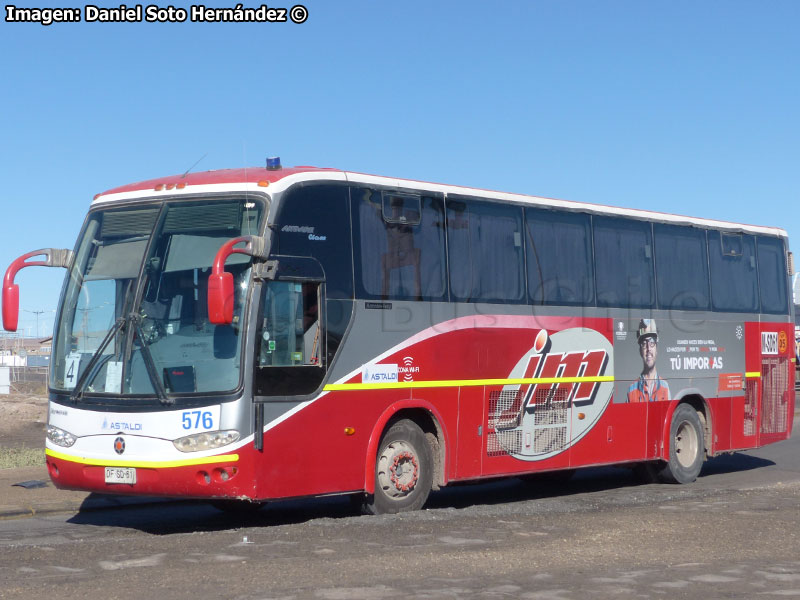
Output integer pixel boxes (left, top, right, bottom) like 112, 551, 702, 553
207, 236, 266, 325
208, 272, 234, 325
3, 248, 73, 331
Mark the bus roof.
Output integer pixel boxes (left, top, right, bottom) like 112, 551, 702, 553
93, 164, 788, 238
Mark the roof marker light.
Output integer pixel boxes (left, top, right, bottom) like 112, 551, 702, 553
257, 180, 270, 187
266, 156, 281, 170
155, 184, 165, 191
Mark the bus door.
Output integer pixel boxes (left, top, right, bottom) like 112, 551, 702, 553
251, 256, 369, 498
252, 256, 327, 400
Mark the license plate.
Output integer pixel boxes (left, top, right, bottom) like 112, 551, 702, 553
105, 467, 136, 485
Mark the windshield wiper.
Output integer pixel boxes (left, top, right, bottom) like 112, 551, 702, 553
130, 314, 172, 405
70, 317, 126, 402
69, 314, 172, 405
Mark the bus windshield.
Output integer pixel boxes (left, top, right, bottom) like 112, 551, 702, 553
50, 198, 264, 399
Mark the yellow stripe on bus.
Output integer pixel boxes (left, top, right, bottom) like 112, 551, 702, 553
324, 375, 615, 392
745, 372, 762, 379
45, 448, 239, 469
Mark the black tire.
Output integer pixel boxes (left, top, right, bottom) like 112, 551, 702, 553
361, 419, 433, 515
658, 404, 705, 484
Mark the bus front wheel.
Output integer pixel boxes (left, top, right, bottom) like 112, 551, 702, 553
362, 419, 433, 515
658, 404, 705, 484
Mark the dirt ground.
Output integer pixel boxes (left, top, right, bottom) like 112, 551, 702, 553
0, 391, 47, 449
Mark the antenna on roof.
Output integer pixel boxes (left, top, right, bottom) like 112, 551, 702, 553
182, 153, 208, 178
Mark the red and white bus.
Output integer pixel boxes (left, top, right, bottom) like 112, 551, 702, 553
3, 159, 796, 513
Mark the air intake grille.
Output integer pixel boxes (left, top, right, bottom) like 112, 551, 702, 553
532, 387, 569, 426
488, 390, 524, 430
487, 430, 522, 457
534, 427, 568, 454
485, 386, 570, 458
761, 357, 789, 434
744, 378, 757, 437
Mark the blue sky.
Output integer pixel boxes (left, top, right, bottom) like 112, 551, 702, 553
1, 1, 798, 336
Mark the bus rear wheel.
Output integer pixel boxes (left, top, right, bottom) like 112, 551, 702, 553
658, 404, 705, 484
361, 419, 433, 515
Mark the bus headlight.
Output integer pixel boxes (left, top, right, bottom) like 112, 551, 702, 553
47, 425, 77, 447
173, 430, 240, 453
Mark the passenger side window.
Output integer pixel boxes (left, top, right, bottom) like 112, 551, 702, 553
353, 188, 447, 301
594, 217, 655, 308
709, 231, 758, 312
447, 198, 525, 304
757, 236, 788, 314
654, 224, 710, 310
525, 208, 594, 305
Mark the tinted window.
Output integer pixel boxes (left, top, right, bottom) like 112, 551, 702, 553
254, 281, 325, 397
525, 208, 594, 305
274, 184, 353, 299
448, 198, 525, 303
654, 224, 710, 310
708, 231, 758, 312
594, 217, 655, 308
383, 193, 421, 225
353, 188, 447, 301
757, 236, 789, 314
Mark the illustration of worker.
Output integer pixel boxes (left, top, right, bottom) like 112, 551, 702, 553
627, 319, 671, 402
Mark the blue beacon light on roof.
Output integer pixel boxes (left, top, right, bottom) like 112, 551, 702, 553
266, 156, 281, 170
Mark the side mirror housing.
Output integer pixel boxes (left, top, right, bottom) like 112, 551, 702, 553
207, 236, 266, 325
2, 283, 19, 332
208, 272, 234, 325
3, 248, 73, 332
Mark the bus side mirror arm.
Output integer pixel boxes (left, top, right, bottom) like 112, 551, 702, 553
208, 236, 267, 325
3, 248, 74, 332
253, 260, 278, 281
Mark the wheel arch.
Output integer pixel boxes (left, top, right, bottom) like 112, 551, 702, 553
661, 393, 711, 460
363, 400, 448, 495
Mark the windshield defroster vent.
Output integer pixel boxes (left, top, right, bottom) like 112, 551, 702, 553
101, 208, 159, 238
164, 203, 242, 233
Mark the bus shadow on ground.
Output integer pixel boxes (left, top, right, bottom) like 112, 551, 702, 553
426, 451, 774, 511
67, 451, 774, 534
700, 451, 774, 476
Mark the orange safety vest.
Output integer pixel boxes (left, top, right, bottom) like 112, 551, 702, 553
627, 376, 670, 403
